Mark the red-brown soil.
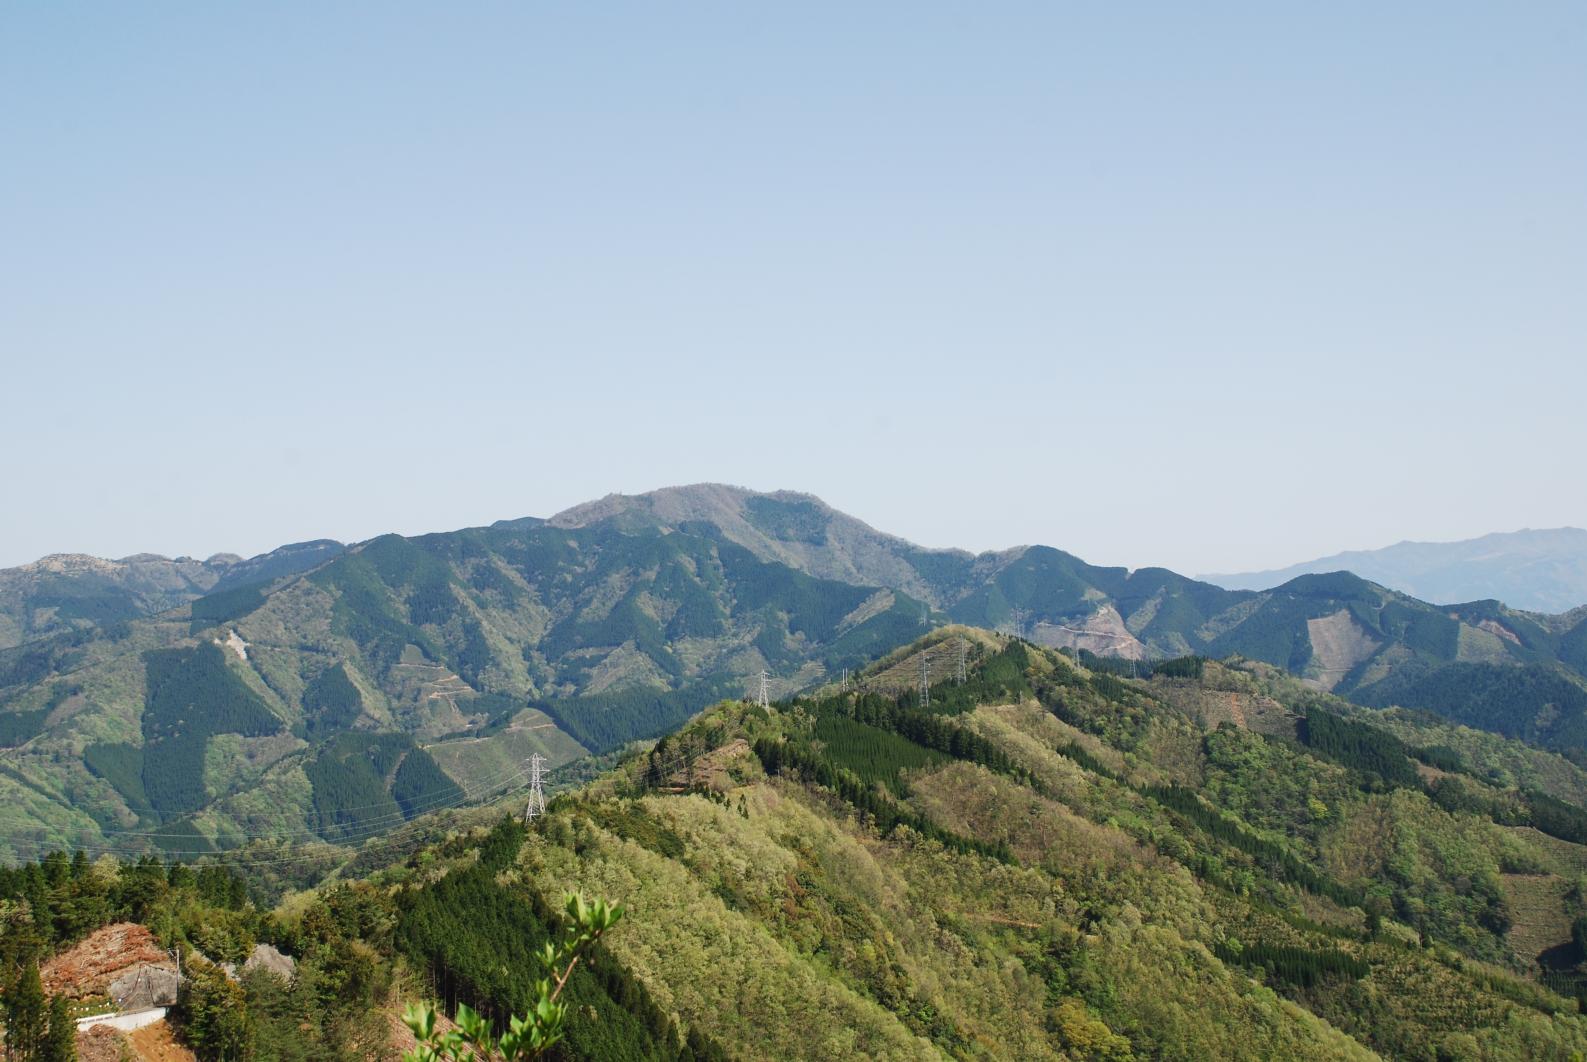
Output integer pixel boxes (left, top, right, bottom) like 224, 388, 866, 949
43, 923, 173, 999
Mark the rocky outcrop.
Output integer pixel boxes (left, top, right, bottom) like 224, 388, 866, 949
243, 942, 297, 981
108, 965, 181, 1008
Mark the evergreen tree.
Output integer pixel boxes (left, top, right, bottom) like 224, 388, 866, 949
4, 959, 48, 1061
173, 957, 252, 1061
42, 995, 75, 1062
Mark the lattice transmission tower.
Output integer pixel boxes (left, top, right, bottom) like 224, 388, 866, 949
524, 754, 547, 822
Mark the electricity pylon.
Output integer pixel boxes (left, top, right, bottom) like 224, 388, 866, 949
524, 754, 547, 822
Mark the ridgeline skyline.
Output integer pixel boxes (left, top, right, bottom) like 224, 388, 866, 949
3, 4, 1583, 573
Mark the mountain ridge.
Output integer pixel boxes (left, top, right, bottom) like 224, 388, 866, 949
1203, 527, 1587, 613
548, 483, 978, 607
7, 484, 1587, 860
19, 631, 1587, 1059
0, 539, 345, 650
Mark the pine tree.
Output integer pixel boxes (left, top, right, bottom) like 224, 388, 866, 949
42, 995, 76, 1062
173, 957, 252, 1061
4, 959, 48, 1061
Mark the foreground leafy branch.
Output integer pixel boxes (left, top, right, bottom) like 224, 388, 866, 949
402, 892, 623, 1061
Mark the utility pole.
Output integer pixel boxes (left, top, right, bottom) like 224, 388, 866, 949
920, 650, 931, 709
758, 670, 771, 711
524, 754, 547, 822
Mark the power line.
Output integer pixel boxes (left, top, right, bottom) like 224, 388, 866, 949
0, 733, 542, 830
0, 755, 542, 845
0, 762, 545, 864
0, 813, 462, 869
0, 785, 532, 869
523, 754, 547, 823
0, 780, 531, 866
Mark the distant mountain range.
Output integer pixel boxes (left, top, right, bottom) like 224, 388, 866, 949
4, 485, 1587, 856
1202, 528, 1587, 613
0, 540, 344, 649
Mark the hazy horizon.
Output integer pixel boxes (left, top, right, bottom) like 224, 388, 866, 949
5, 4, 1583, 574
7, 481, 1585, 584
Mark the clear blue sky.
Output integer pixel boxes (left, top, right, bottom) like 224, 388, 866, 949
3, 3, 1583, 575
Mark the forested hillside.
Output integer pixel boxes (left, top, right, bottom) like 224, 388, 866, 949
0, 513, 930, 857
14, 628, 1587, 1059
557, 488, 1587, 757
504, 634, 1587, 1057
0, 541, 343, 650
7, 485, 1587, 865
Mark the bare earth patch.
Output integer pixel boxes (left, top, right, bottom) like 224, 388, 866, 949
1501, 872, 1573, 966
126, 1021, 198, 1062
1154, 682, 1297, 740
1031, 604, 1146, 660
1304, 610, 1380, 691
388, 1005, 459, 1057
43, 923, 172, 999
213, 628, 249, 659
77, 1025, 129, 1062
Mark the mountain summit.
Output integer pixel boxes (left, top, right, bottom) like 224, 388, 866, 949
5, 485, 1587, 858
546, 483, 975, 606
